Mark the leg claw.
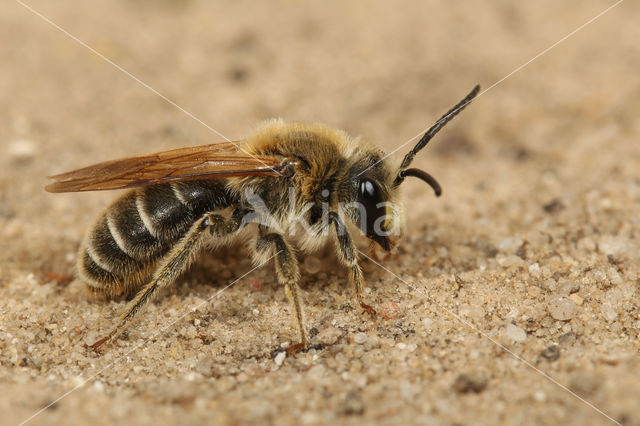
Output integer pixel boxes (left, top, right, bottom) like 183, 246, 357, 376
90, 336, 109, 351
360, 302, 377, 315
286, 342, 307, 355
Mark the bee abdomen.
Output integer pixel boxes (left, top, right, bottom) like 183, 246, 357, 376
78, 250, 125, 296
78, 180, 233, 297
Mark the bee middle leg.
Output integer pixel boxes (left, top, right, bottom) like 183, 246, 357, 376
255, 229, 308, 353
329, 212, 376, 315
92, 210, 247, 350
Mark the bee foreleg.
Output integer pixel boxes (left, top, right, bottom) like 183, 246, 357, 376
328, 213, 376, 315
255, 230, 307, 353
92, 211, 244, 350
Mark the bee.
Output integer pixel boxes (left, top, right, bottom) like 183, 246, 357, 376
46, 85, 479, 352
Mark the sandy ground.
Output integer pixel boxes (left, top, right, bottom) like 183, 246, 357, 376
1, 1, 639, 425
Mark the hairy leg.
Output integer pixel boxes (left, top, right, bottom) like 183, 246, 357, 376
92, 210, 246, 349
255, 229, 307, 352
329, 212, 376, 314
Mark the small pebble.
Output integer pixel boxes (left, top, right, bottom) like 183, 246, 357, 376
528, 263, 541, 277
307, 364, 326, 380
557, 279, 580, 295
598, 236, 631, 257
498, 255, 525, 267
540, 344, 560, 361
503, 324, 527, 343
316, 326, 341, 346
341, 391, 364, 415
93, 381, 105, 393
353, 332, 367, 345
533, 391, 546, 402
601, 303, 617, 322
497, 237, 523, 253
274, 351, 286, 366
452, 374, 487, 394
568, 294, 583, 306
548, 297, 576, 321
558, 332, 576, 346
8, 139, 37, 164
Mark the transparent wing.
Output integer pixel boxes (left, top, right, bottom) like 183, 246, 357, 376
46, 141, 283, 192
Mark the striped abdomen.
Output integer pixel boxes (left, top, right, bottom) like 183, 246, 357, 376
78, 180, 234, 297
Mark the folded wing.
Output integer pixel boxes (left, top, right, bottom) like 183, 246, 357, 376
46, 142, 283, 192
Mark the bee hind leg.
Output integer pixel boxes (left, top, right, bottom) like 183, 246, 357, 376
329, 213, 377, 315
92, 211, 245, 350
255, 229, 308, 354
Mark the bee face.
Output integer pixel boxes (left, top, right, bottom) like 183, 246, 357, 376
339, 149, 404, 252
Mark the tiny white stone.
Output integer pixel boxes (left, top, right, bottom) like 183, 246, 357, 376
184, 372, 198, 381
274, 351, 286, 366
568, 294, 583, 306
598, 235, 630, 257
533, 390, 546, 402
353, 332, 367, 344
504, 323, 527, 343
8, 138, 37, 162
422, 318, 434, 329
528, 263, 541, 277
497, 237, 523, 253
601, 303, 617, 322
548, 297, 577, 321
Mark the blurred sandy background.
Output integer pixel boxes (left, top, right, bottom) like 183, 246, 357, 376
1, 1, 639, 425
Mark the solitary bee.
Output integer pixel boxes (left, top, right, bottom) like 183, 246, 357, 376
46, 85, 479, 352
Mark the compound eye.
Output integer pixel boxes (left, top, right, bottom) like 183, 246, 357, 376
358, 179, 387, 238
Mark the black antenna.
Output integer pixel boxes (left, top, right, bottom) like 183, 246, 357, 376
397, 168, 442, 196
399, 84, 480, 170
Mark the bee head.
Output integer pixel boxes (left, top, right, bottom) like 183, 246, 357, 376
343, 150, 404, 253
347, 85, 479, 251
340, 85, 479, 252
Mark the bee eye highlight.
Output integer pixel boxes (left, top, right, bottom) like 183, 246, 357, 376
359, 179, 378, 206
